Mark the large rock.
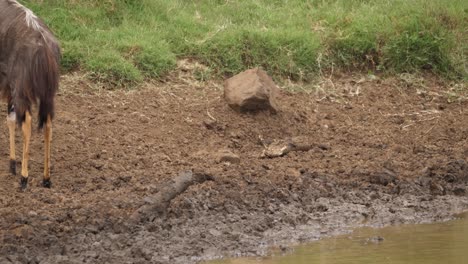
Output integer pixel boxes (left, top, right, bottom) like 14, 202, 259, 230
224, 68, 280, 113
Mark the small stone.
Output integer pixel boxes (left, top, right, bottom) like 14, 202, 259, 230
208, 228, 222, 237
286, 168, 301, 178
139, 114, 150, 123
203, 119, 217, 130
28, 211, 38, 217
90, 160, 104, 170
217, 149, 240, 164
289, 136, 314, 151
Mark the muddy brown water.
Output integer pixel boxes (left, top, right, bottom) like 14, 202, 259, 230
209, 212, 468, 264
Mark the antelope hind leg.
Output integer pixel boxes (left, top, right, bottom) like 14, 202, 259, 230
6, 105, 16, 175
43, 115, 52, 188
20, 111, 32, 190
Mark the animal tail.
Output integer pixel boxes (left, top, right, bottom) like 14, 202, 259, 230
32, 43, 60, 129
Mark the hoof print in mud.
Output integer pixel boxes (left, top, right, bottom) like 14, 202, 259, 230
224, 68, 280, 113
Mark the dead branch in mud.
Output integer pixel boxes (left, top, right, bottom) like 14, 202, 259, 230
131, 170, 214, 223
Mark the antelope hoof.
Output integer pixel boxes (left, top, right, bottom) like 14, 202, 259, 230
42, 179, 52, 188
9, 160, 16, 175
20, 177, 28, 190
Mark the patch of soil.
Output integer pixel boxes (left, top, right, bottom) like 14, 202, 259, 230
0, 71, 467, 264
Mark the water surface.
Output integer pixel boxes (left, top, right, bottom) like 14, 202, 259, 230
209, 213, 468, 264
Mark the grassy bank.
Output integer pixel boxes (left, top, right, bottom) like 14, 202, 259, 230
24, 0, 467, 86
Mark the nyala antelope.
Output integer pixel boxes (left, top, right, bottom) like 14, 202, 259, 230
0, 0, 60, 189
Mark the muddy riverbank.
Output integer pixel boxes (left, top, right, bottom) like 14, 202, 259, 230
1, 70, 467, 263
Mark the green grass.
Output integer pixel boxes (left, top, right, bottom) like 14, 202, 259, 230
23, 0, 467, 86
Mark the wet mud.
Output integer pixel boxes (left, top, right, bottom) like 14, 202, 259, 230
0, 71, 467, 263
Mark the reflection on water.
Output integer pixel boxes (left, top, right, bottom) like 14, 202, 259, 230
209, 213, 468, 264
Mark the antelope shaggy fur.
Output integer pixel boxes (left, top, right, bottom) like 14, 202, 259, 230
0, 0, 60, 189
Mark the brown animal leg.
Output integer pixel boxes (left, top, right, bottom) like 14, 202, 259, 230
43, 115, 52, 188
20, 112, 32, 189
7, 111, 16, 175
